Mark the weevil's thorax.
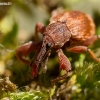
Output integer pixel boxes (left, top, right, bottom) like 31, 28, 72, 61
44, 21, 71, 48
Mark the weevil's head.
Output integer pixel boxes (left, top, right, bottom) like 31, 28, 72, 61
31, 21, 71, 76
43, 21, 71, 49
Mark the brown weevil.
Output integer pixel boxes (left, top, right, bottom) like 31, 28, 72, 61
16, 11, 100, 84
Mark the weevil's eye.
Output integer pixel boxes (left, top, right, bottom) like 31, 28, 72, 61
46, 43, 51, 48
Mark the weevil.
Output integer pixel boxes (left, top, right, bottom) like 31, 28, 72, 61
16, 11, 100, 84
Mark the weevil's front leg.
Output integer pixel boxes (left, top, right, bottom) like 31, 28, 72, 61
16, 22, 45, 65
67, 46, 100, 62
57, 49, 71, 71
34, 22, 45, 41
51, 49, 71, 85
16, 41, 42, 66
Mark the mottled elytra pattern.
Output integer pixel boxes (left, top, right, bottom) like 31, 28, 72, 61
51, 11, 95, 41
16, 10, 100, 85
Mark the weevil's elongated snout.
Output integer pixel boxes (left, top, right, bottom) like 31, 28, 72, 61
30, 43, 46, 76
30, 36, 52, 77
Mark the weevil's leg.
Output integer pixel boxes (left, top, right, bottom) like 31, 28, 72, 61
82, 35, 100, 46
51, 49, 71, 85
87, 49, 100, 62
16, 41, 42, 66
34, 22, 45, 41
66, 46, 100, 62
51, 73, 68, 86
57, 49, 71, 71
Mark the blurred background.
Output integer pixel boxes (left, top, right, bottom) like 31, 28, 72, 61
1, 0, 100, 99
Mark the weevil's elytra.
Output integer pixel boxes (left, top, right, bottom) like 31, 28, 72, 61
51, 11, 95, 42
16, 10, 100, 85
